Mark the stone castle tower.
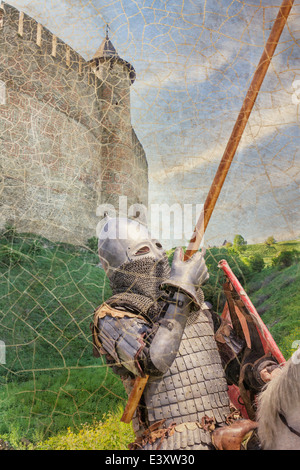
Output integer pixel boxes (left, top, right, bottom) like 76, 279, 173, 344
0, 3, 148, 244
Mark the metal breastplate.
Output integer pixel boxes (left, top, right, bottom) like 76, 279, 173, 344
131, 310, 231, 450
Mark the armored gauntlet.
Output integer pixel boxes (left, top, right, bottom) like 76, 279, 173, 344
160, 246, 209, 309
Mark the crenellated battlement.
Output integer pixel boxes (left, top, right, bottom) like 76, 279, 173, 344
0, 2, 105, 139
1, 2, 94, 86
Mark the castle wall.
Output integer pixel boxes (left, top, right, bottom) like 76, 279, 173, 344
95, 59, 148, 211
0, 3, 148, 244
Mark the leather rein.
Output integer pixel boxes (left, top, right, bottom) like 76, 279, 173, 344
279, 412, 300, 438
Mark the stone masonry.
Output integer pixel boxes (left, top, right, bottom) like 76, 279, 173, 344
0, 2, 148, 244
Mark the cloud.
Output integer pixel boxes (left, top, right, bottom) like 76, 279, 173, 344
148, 80, 298, 181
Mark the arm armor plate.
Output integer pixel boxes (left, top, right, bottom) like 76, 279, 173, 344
147, 290, 192, 375
97, 315, 151, 376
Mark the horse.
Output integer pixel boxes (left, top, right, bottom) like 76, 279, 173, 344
257, 347, 300, 450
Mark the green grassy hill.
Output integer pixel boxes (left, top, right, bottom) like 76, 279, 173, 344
200, 239, 300, 357
0, 229, 128, 446
0, 227, 299, 448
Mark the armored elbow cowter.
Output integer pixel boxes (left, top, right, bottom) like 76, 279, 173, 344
97, 314, 152, 377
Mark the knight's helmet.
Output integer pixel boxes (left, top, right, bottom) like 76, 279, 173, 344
98, 216, 171, 307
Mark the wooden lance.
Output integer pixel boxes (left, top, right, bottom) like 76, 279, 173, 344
121, 0, 294, 424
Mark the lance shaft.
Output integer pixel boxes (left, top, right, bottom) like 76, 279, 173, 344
184, 0, 294, 260
121, 0, 294, 424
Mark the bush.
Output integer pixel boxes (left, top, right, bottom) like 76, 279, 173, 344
249, 254, 265, 273
225, 242, 232, 248
86, 236, 98, 254
26, 239, 43, 256
0, 246, 33, 267
201, 282, 226, 313
1, 223, 17, 242
272, 250, 299, 269
36, 408, 135, 450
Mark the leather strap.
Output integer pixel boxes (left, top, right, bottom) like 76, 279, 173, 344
278, 412, 300, 438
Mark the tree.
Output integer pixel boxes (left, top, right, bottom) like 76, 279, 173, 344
265, 236, 276, 245
233, 234, 247, 251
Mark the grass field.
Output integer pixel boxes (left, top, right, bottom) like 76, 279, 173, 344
0, 228, 299, 449
0, 230, 128, 447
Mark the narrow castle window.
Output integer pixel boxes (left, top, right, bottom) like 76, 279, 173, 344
0, 7, 4, 28
36, 23, 42, 47
52, 35, 57, 57
18, 11, 24, 36
66, 46, 71, 67
0, 80, 6, 105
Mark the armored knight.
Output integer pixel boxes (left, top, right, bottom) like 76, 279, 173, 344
92, 217, 280, 450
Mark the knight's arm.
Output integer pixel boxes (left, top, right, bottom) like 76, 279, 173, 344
94, 290, 192, 377
94, 247, 208, 377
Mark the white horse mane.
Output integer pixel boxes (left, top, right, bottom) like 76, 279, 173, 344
257, 352, 300, 449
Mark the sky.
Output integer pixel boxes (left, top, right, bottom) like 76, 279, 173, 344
5, 0, 300, 249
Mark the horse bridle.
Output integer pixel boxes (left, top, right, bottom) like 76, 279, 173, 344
278, 412, 300, 438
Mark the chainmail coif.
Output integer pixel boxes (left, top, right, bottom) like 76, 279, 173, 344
106, 255, 204, 324
106, 256, 171, 323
